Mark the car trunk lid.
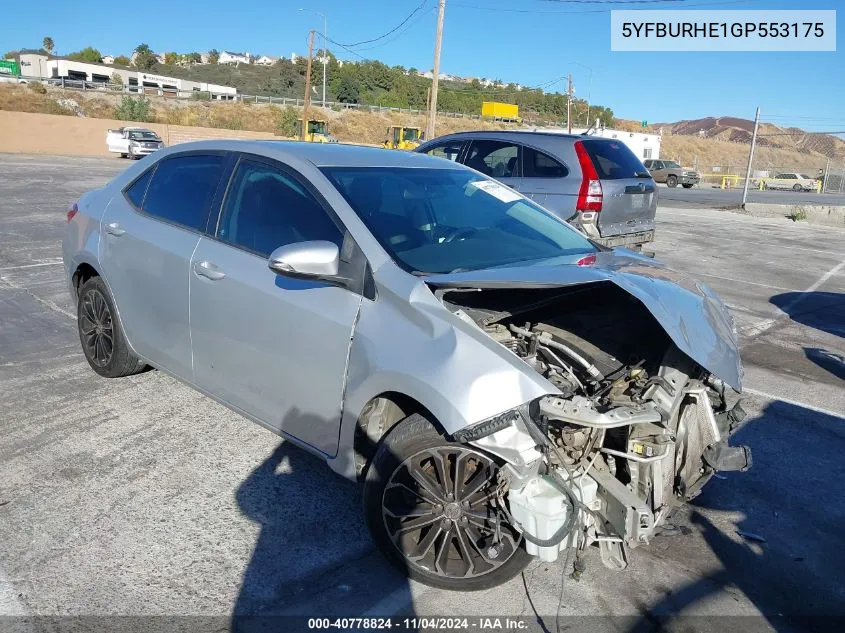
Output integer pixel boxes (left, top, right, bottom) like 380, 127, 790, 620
577, 138, 657, 238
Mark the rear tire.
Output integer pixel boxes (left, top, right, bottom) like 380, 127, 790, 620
77, 277, 146, 378
667, 175, 678, 188
793, 183, 802, 191
363, 413, 531, 591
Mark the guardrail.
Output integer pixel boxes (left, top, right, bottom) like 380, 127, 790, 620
9, 74, 511, 120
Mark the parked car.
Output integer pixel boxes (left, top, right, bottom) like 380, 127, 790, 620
643, 159, 700, 189
106, 127, 165, 159
416, 131, 657, 250
761, 173, 818, 191
63, 141, 749, 591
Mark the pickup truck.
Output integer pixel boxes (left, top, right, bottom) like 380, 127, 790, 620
643, 159, 700, 188
106, 127, 165, 159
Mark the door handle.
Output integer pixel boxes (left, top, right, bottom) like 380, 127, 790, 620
105, 222, 125, 237
193, 260, 226, 281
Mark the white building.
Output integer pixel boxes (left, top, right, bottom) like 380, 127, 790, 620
19, 54, 238, 99
101, 55, 115, 65
523, 124, 662, 161
218, 51, 250, 65
254, 55, 279, 66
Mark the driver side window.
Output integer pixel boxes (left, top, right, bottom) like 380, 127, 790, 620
218, 159, 343, 258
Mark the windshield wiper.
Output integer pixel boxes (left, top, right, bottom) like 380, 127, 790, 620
635, 171, 652, 178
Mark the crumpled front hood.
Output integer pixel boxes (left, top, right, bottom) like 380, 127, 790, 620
425, 250, 743, 391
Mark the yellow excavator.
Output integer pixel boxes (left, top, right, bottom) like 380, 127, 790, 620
383, 126, 423, 150
295, 119, 338, 143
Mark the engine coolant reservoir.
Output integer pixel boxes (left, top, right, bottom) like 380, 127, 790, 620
508, 473, 598, 562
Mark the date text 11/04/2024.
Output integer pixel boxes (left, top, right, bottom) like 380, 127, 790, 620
307, 617, 528, 630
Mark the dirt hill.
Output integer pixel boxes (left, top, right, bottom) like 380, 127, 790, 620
652, 116, 845, 162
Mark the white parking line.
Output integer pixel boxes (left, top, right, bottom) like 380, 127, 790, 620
743, 387, 845, 420
690, 271, 799, 292
0, 261, 63, 271
742, 259, 845, 338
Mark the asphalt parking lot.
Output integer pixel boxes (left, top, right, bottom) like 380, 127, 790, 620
1, 154, 844, 632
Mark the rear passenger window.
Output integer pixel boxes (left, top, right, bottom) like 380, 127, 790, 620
522, 147, 568, 178
124, 169, 153, 209
423, 142, 464, 162
218, 160, 343, 258
465, 140, 519, 178
141, 154, 224, 231
579, 140, 647, 180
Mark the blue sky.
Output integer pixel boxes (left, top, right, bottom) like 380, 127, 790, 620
2, 0, 842, 129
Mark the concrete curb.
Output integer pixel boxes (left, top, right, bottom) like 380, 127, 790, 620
742, 202, 845, 228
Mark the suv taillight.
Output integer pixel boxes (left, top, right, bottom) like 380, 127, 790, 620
574, 141, 602, 212
66, 202, 79, 223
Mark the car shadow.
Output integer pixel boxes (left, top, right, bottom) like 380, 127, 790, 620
230, 409, 416, 632
769, 291, 845, 339
803, 347, 845, 381
626, 399, 845, 633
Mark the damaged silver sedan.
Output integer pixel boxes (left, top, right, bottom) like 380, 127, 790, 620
62, 141, 751, 591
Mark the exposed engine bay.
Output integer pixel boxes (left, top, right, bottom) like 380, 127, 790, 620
441, 281, 752, 568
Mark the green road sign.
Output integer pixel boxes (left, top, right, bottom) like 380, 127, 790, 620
641, 120, 647, 128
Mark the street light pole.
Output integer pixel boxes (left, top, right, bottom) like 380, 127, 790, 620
741, 106, 761, 207
299, 8, 327, 107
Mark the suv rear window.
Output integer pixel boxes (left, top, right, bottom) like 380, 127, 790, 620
580, 139, 647, 180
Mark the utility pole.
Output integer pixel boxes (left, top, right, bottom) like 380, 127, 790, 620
426, 0, 446, 140
741, 106, 760, 207
822, 158, 831, 194
302, 30, 315, 141
567, 74, 573, 134
298, 9, 328, 107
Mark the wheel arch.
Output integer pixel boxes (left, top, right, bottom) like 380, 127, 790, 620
71, 261, 101, 298
352, 391, 444, 481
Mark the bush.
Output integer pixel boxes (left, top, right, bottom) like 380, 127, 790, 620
114, 95, 154, 122
28, 82, 47, 95
277, 106, 299, 137
191, 91, 211, 100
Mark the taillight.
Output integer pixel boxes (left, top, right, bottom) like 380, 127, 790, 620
66, 202, 78, 223
574, 141, 602, 212
576, 254, 597, 266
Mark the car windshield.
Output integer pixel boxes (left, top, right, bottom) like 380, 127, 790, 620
322, 167, 597, 275
129, 131, 160, 141
663, 161, 681, 168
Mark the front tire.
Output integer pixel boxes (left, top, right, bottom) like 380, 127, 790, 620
77, 277, 146, 378
363, 414, 531, 591
793, 183, 802, 191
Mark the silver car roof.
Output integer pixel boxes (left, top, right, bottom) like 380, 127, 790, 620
157, 139, 458, 169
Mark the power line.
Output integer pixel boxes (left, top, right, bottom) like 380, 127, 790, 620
336, 1, 429, 47
451, 0, 758, 13
349, 7, 437, 52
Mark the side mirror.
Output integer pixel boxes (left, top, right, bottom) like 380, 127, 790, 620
268, 241, 339, 278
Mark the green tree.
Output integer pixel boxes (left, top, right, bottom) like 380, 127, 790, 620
334, 74, 360, 103
186, 52, 202, 64
67, 47, 102, 63
207, 49, 219, 64
42, 37, 54, 56
114, 55, 131, 66
114, 96, 154, 122
3, 51, 15, 59
133, 43, 157, 70
277, 106, 300, 136
163, 52, 178, 65
110, 72, 124, 85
